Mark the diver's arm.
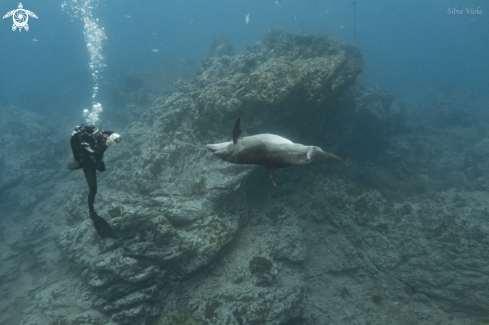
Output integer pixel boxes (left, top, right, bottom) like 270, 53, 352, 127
86, 133, 121, 154
90, 143, 109, 154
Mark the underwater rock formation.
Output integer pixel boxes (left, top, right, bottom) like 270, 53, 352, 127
55, 30, 363, 324
193, 30, 363, 133
0, 108, 65, 212
2, 31, 489, 325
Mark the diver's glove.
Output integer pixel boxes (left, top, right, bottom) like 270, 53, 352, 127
106, 133, 121, 147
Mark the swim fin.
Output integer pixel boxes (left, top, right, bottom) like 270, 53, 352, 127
89, 211, 113, 238
67, 161, 83, 170
96, 160, 106, 172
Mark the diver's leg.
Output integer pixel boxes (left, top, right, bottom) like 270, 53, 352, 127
82, 166, 98, 214
82, 166, 113, 238
97, 160, 106, 172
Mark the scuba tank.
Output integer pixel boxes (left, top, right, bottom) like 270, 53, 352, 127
75, 124, 106, 153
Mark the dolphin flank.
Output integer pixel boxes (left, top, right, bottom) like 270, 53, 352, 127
206, 118, 350, 186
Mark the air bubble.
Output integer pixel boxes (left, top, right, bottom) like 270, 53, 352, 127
62, 0, 107, 124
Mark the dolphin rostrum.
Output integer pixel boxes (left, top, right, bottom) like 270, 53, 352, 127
206, 118, 350, 186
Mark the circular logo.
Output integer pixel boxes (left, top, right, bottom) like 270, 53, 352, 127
14, 9, 28, 27
3, 3, 38, 32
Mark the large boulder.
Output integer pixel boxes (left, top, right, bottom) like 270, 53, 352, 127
57, 30, 363, 324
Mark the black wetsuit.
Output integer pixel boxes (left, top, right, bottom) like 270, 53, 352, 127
70, 126, 114, 238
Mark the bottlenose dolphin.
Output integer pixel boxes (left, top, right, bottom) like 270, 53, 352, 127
206, 118, 350, 186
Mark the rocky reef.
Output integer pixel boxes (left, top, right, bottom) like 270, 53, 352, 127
1, 30, 489, 325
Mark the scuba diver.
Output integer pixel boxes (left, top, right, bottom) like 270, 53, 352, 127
68, 124, 121, 238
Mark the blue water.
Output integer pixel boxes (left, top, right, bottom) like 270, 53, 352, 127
1, 0, 487, 119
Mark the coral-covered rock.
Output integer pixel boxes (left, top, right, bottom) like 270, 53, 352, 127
193, 30, 363, 132
0, 108, 65, 210
54, 30, 363, 324
4, 29, 489, 325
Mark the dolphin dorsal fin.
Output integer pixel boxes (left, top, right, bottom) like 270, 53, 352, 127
232, 117, 242, 144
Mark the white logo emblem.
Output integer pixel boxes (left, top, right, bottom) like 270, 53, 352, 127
3, 3, 38, 32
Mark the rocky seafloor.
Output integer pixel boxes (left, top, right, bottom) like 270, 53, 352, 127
1, 30, 489, 325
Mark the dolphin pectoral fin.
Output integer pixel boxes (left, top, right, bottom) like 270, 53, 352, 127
232, 117, 242, 144
267, 168, 278, 186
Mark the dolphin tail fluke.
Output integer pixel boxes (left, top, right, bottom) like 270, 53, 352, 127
323, 151, 351, 168
322, 151, 350, 167
308, 147, 350, 168
267, 168, 278, 186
